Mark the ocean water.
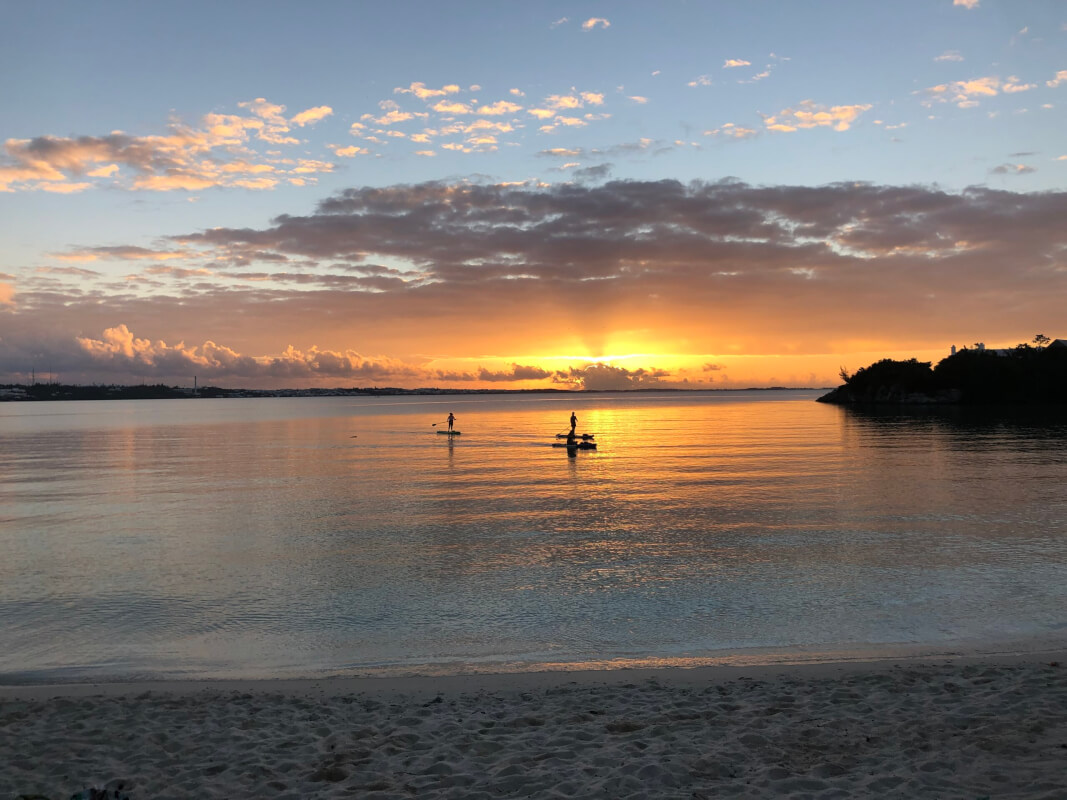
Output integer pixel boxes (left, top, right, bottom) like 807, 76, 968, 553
1, 390, 1065, 682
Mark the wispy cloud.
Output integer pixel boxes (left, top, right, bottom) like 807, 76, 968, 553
704, 123, 759, 140
394, 82, 461, 100
723, 59, 751, 68
935, 50, 964, 62
953, 0, 979, 9
991, 163, 1035, 175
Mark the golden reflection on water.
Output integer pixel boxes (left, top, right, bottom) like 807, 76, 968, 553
2, 392, 1066, 681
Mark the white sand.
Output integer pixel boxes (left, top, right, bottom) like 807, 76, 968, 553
2, 655, 1066, 799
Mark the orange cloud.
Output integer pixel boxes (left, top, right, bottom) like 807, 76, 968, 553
38, 181, 93, 193
332, 145, 369, 157
0, 99, 336, 193
432, 101, 472, 115
476, 101, 523, 116
395, 82, 461, 99
290, 105, 333, 126
87, 164, 119, 177
7, 179, 1064, 389
764, 100, 872, 132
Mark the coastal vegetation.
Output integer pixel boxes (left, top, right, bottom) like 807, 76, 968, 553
819, 336, 1067, 405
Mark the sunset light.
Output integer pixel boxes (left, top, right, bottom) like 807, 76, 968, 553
1, 3, 1064, 390
3, 6, 1067, 795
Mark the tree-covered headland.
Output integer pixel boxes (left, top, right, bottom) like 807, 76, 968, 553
818, 335, 1067, 405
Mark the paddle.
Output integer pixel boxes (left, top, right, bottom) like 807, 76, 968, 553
431, 421, 448, 427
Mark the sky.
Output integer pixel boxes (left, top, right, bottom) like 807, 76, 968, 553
1, 0, 1065, 390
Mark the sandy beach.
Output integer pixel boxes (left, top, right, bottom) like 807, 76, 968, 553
2, 655, 1065, 799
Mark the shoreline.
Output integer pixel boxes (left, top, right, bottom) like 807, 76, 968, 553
3, 652, 1065, 798
4, 647, 1065, 702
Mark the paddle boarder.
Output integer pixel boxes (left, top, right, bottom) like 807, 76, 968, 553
570, 411, 577, 432
447, 412, 456, 432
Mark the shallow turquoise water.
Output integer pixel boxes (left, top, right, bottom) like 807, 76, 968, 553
1, 391, 1065, 681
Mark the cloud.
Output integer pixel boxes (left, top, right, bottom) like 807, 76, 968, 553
763, 101, 873, 132
1047, 70, 1067, 88
554, 363, 670, 390
38, 181, 93, 193
991, 163, 1035, 175
545, 94, 583, 110
953, 0, 978, 8
395, 82, 461, 99
237, 98, 300, 144
628, 95, 649, 104
918, 76, 1022, 107
705, 123, 759, 139
572, 164, 612, 182
581, 18, 610, 31
723, 59, 751, 68
477, 363, 553, 382
331, 145, 370, 157
290, 105, 334, 126
53, 246, 189, 262
6, 178, 1066, 387
476, 100, 523, 116
550, 16, 568, 28
1002, 77, 1036, 93
431, 101, 472, 115
688, 75, 713, 88
72, 324, 420, 382
363, 103, 418, 125
935, 50, 964, 62
87, 164, 120, 178
0, 99, 335, 193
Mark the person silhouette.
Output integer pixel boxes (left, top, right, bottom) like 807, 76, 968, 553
447, 412, 456, 432
570, 411, 577, 431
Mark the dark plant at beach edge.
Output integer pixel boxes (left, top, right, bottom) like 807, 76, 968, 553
819, 335, 1067, 405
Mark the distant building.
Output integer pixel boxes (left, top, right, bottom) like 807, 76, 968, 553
949, 338, 1064, 356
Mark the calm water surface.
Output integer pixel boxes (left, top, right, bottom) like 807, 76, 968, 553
1, 391, 1065, 682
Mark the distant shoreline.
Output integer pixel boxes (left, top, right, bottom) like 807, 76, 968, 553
0, 384, 823, 402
